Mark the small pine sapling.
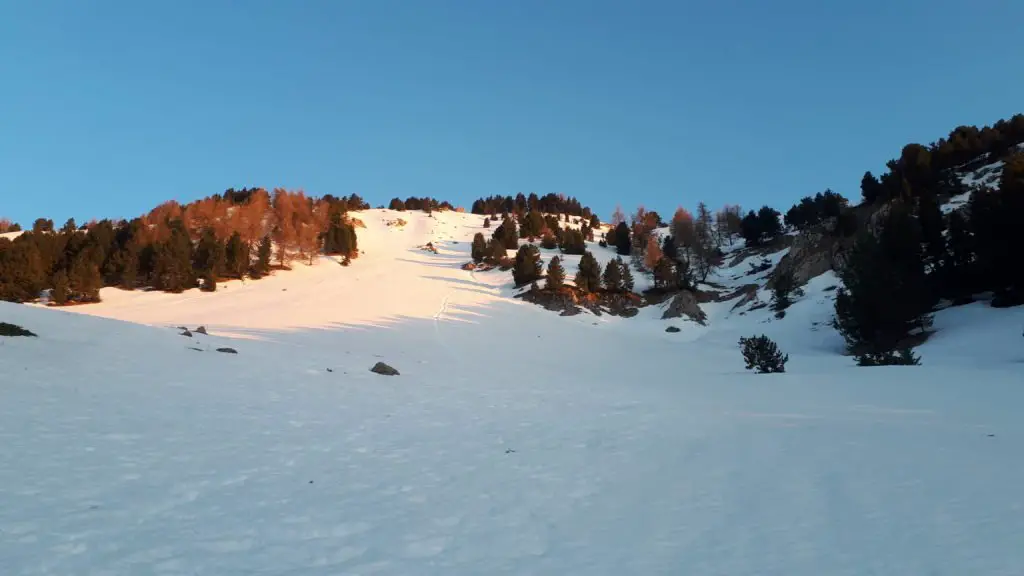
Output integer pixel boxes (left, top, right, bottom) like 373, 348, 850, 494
739, 334, 788, 373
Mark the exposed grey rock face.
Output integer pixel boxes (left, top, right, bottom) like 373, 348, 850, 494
661, 290, 707, 325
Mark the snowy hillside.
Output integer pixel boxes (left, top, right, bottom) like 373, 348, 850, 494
3, 208, 1024, 574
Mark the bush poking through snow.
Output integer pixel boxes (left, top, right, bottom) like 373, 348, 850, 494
0, 322, 36, 337
739, 334, 788, 373
856, 348, 921, 367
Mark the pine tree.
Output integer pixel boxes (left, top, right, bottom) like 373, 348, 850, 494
916, 192, 946, 273
225, 232, 250, 279
574, 251, 602, 292
51, 269, 69, 305
614, 221, 631, 255
602, 258, 623, 292
559, 229, 586, 255
254, 235, 272, 278
69, 255, 102, 302
861, 171, 882, 203
693, 201, 717, 282
619, 258, 635, 292
471, 233, 488, 263
493, 217, 519, 250
545, 255, 565, 291
512, 244, 542, 286
771, 269, 795, 316
194, 228, 225, 282
520, 211, 545, 239
739, 335, 788, 373
942, 210, 974, 302
834, 203, 933, 353
153, 219, 195, 293
653, 257, 677, 290
662, 235, 678, 261
483, 217, 491, 228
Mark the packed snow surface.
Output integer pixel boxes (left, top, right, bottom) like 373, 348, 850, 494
3, 210, 1023, 575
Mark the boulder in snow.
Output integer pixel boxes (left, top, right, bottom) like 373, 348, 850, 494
661, 290, 707, 325
370, 362, 400, 376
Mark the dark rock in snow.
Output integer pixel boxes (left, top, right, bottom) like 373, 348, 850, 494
195, 326, 208, 335
216, 347, 238, 354
661, 290, 707, 325
180, 329, 193, 337
370, 361, 400, 376
665, 326, 681, 333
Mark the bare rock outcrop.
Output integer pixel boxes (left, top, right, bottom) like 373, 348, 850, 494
661, 290, 707, 325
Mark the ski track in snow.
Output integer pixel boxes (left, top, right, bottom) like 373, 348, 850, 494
3, 209, 1024, 575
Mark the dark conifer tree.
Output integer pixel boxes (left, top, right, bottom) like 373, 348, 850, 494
662, 235, 678, 261
225, 232, 250, 279
619, 258, 635, 292
916, 192, 946, 273
471, 233, 488, 263
520, 211, 545, 239
602, 258, 623, 292
942, 210, 974, 302
574, 251, 602, 292
512, 244, 542, 286
545, 255, 565, 291
194, 228, 225, 283
614, 221, 631, 255
861, 171, 882, 203
653, 257, 677, 290
493, 217, 519, 250
51, 269, 69, 305
69, 255, 102, 302
152, 220, 195, 293
559, 229, 586, 255
771, 269, 795, 316
254, 235, 273, 277
834, 203, 933, 353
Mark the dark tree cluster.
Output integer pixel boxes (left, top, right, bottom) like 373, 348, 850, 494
0, 188, 361, 304
783, 190, 848, 231
388, 196, 455, 213
860, 116, 1024, 206
834, 202, 933, 356
740, 207, 783, 246
470, 192, 594, 219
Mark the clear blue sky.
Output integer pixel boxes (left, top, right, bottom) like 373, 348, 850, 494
2, 0, 1022, 226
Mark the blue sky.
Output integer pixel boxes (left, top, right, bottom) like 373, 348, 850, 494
1, 0, 1022, 225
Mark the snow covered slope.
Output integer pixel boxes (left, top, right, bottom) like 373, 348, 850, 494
3, 209, 1024, 575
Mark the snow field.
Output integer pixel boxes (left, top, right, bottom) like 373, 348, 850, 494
2, 208, 1023, 574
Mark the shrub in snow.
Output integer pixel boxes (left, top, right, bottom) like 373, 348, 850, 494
856, 348, 920, 366
739, 334, 788, 373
